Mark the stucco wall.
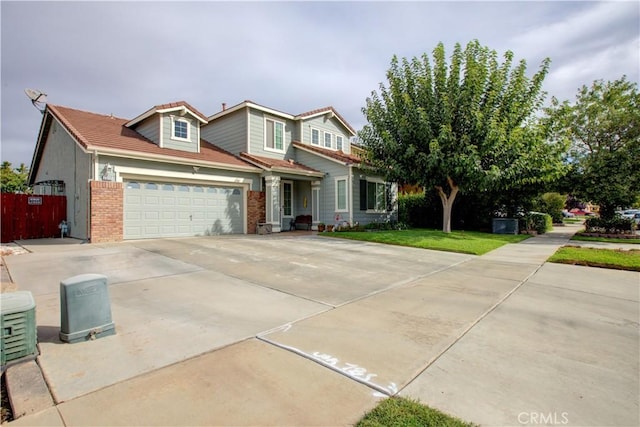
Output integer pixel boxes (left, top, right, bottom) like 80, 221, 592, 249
32, 119, 91, 240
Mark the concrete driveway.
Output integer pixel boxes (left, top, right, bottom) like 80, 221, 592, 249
4, 231, 639, 426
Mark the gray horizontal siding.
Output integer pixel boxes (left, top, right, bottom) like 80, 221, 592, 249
248, 108, 295, 158
301, 115, 351, 153
33, 120, 91, 240
135, 116, 160, 145
161, 114, 199, 153
201, 109, 247, 155
295, 150, 348, 225
351, 168, 398, 225
99, 156, 261, 191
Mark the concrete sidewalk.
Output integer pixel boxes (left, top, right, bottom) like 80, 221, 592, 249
4, 227, 639, 426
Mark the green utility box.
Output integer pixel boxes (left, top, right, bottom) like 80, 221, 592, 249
60, 274, 115, 343
492, 218, 519, 234
1, 291, 37, 366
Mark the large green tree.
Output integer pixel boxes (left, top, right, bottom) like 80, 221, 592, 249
546, 77, 640, 219
0, 162, 30, 193
360, 40, 567, 232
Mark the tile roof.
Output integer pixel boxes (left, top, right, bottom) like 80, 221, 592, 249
153, 101, 208, 123
45, 105, 256, 169
292, 141, 362, 165
239, 152, 323, 176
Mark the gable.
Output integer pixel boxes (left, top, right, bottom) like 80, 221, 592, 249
300, 115, 352, 153
29, 105, 259, 181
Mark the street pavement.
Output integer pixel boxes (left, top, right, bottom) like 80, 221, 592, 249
3, 226, 639, 426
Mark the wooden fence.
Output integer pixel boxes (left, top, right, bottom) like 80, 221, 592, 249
1, 193, 67, 243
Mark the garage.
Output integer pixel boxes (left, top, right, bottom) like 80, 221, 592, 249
124, 180, 244, 239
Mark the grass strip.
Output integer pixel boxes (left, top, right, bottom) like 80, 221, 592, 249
571, 235, 640, 244
356, 397, 474, 427
323, 229, 529, 255
548, 246, 640, 271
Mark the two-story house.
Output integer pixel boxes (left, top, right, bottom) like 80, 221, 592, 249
28, 100, 397, 242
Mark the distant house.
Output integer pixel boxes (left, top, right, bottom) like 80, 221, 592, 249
28, 100, 397, 242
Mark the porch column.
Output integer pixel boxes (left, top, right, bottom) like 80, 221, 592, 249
311, 180, 321, 231
265, 175, 281, 233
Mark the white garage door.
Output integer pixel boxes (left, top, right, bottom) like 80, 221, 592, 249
124, 180, 244, 239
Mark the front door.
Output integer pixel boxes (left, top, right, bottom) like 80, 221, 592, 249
281, 180, 293, 230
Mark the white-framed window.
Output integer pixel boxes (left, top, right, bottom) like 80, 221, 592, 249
336, 135, 343, 151
171, 117, 190, 141
311, 128, 320, 145
324, 132, 332, 148
335, 176, 348, 212
265, 118, 285, 152
366, 180, 387, 211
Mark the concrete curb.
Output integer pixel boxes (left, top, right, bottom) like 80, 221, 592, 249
5, 361, 54, 420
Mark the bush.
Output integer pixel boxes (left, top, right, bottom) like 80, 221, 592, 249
537, 192, 566, 224
585, 217, 636, 234
520, 212, 552, 234
398, 193, 429, 227
363, 220, 403, 231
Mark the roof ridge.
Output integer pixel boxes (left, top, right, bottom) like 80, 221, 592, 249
49, 104, 128, 121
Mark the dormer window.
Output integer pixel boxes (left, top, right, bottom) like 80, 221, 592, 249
171, 117, 190, 141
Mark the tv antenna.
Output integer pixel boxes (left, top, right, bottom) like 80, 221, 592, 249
24, 88, 47, 114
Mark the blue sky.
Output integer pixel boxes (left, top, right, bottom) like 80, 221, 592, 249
1, 1, 638, 167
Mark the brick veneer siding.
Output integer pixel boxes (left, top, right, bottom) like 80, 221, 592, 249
90, 180, 123, 243
247, 190, 265, 234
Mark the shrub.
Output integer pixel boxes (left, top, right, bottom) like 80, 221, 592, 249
398, 192, 429, 227
585, 217, 636, 234
520, 212, 552, 234
538, 192, 566, 223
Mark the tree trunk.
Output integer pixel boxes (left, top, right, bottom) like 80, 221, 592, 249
435, 177, 459, 233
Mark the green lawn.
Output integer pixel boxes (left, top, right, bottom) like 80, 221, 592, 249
563, 218, 584, 224
548, 246, 640, 271
324, 229, 529, 255
571, 234, 640, 244
357, 397, 474, 427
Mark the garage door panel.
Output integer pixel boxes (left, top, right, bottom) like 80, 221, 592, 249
162, 211, 175, 220
124, 180, 245, 239
125, 212, 141, 220
144, 211, 159, 220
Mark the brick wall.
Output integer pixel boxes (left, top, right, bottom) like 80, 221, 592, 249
90, 181, 123, 243
247, 190, 265, 234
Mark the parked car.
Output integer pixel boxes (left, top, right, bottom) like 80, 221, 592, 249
633, 212, 640, 224
621, 209, 640, 219
562, 211, 575, 218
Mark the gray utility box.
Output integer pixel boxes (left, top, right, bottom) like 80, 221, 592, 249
1, 291, 37, 366
60, 274, 115, 343
492, 218, 519, 235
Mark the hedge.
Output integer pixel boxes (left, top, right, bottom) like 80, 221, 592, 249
585, 217, 636, 235
520, 212, 552, 234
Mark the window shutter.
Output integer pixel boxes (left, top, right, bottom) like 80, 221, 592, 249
386, 182, 393, 211
359, 180, 367, 210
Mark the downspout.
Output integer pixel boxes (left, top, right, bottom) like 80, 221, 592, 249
246, 108, 251, 153
348, 164, 354, 225
87, 150, 98, 242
